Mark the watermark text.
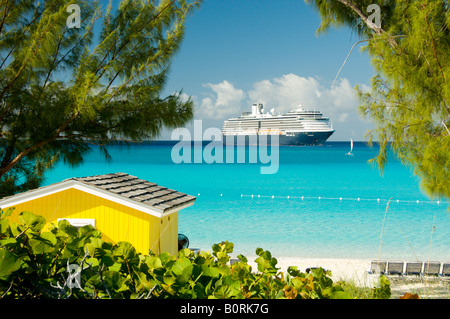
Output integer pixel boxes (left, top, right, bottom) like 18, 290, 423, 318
171, 120, 279, 174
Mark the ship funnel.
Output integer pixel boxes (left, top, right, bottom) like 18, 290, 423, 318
252, 103, 263, 115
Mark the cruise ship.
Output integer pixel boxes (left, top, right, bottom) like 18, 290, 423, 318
221, 103, 335, 145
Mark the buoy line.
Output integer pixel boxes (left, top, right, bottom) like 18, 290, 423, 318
195, 193, 448, 205
238, 194, 448, 205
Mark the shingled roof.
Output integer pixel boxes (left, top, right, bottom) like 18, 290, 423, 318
0, 173, 196, 217
71, 172, 196, 211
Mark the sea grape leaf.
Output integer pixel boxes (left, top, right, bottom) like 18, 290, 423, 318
201, 264, 220, 278
0, 237, 17, 249
178, 248, 192, 258
0, 248, 23, 280
287, 266, 302, 277
330, 291, 352, 299
255, 247, 264, 256
19, 211, 46, 232
255, 255, 278, 274
159, 251, 176, 266
113, 241, 137, 263
0, 208, 15, 218
9, 223, 23, 238
104, 271, 131, 292
237, 254, 247, 263
85, 237, 104, 258
171, 258, 192, 275
57, 219, 78, 237
213, 284, 233, 299
85, 257, 100, 268
0, 218, 9, 235
172, 258, 193, 284
145, 256, 163, 270
29, 232, 57, 254
223, 241, 234, 253
77, 225, 98, 239
163, 271, 176, 285
107, 261, 122, 272
135, 271, 157, 290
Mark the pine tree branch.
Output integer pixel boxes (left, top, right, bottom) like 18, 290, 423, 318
41, 11, 100, 91
335, 0, 383, 33
42, 29, 68, 90
332, 39, 369, 88
0, 0, 44, 69
0, 8, 99, 178
334, 0, 399, 47
0, 43, 17, 70
423, 4, 447, 90
0, 0, 199, 186
56, 134, 140, 145
0, 2, 50, 70
0, 135, 57, 178
0, 137, 16, 170
98, 0, 177, 90
103, 1, 198, 103
0, 2, 177, 179
333, 35, 406, 89
0, 21, 54, 118
105, 54, 159, 105
0, 0, 16, 36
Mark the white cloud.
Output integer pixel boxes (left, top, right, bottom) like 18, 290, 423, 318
248, 74, 323, 114
246, 74, 374, 139
196, 81, 246, 119
187, 74, 374, 140
247, 74, 360, 119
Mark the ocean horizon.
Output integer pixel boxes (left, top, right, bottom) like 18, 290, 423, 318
42, 141, 450, 262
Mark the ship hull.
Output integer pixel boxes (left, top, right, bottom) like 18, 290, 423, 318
222, 130, 335, 146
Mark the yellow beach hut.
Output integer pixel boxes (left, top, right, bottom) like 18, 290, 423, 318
0, 172, 196, 256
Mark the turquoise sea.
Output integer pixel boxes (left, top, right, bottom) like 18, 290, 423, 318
43, 141, 450, 261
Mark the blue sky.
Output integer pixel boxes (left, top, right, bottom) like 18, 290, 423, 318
160, 0, 377, 141
167, 0, 374, 90
100, 0, 378, 141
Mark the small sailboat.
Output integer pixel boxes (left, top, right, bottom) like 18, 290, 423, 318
346, 138, 354, 156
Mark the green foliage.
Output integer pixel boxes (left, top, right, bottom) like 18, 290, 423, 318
0, 210, 371, 299
372, 275, 391, 299
338, 274, 391, 299
0, 0, 201, 197
306, 0, 450, 202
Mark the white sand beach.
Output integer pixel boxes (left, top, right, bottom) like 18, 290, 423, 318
250, 257, 376, 286
270, 257, 450, 298
276, 257, 372, 280
243, 257, 450, 298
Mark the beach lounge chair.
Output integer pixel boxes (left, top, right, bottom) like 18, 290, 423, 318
369, 260, 387, 274
442, 263, 450, 277
229, 258, 239, 265
423, 261, 441, 276
405, 262, 423, 276
386, 261, 404, 275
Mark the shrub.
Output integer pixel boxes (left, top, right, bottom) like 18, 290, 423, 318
0, 209, 358, 299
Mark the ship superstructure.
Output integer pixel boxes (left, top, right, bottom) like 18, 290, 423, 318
221, 103, 335, 145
